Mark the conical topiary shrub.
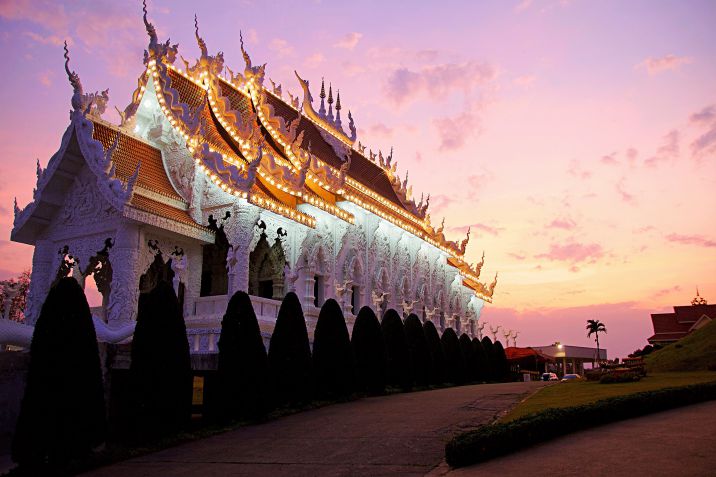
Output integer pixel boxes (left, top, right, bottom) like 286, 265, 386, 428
472, 337, 489, 382
458, 333, 474, 383
129, 281, 192, 441
423, 320, 445, 385
493, 340, 510, 382
381, 309, 412, 390
351, 306, 387, 395
312, 299, 355, 398
268, 292, 312, 406
12, 277, 106, 469
211, 291, 269, 422
404, 314, 431, 387
481, 336, 496, 382
441, 328, 464, 385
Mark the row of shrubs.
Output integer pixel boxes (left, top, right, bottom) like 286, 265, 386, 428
445, 380, 716, 467
12, 278, 509, 470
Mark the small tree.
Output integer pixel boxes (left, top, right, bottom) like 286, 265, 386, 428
441, 328, 464, 385
423, 320, 446, 385
212, 291, 269, 422
268, 292, 312, 406
471, 337, 489, 382
351, 306, 387, 395
458, 333, 474, 383
404, 314, 432, 387
586, 319, 607, 362
481, 336, 496, 381
381, 309, 412, 390
0, 270, 30, 322
129, 281, 192, 441
12, 277, 106, 469
493, 340, 509, 381
312, 299, 354, 398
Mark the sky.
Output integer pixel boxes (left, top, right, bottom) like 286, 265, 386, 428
1, 0, 715, 358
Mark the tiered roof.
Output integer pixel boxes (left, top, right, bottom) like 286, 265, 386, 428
648, 292, 714, 344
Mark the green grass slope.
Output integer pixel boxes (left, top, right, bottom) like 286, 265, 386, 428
646, 319, 716, 372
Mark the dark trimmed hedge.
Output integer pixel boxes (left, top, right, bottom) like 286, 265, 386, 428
458, 334, 474, 383
405, 314, 431, 387
129, 281, 192, 441
351, 306, 387, 395
312, 299, 355, 398
493, 340, 509, 381
12, 278, 106, 468
211, 291, 269, 422
424, 321, 445, 385
268, 292, 313, 406
481, 336, 496, 381
381, 309, 412, 390
472, 337, 489, 382
445, 380, 716, 468
441, 328, 464, 385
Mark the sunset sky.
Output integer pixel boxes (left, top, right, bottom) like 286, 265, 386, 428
1, 0, 714, 358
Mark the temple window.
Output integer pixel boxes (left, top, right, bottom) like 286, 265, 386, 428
313, 275, 324, 307
248, 231, 286, 300
351, 285, 359, 314
200, 226, 229, 297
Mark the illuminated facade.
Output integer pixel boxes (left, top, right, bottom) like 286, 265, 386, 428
10, 5, 498, 351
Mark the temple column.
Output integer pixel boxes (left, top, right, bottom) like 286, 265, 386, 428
106, 222, 142, 326
183, 243, 202, 317
225, 202, 261, 295
24, 239, 56, 326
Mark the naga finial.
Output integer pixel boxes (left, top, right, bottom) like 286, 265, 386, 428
240, 30, 251, 68
194, 14, 208, 58
459, 226, 471, 254
64, 41, 84, 111
142, 0, 159, 52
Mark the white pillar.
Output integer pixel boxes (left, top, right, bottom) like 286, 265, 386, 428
106, 222, 142, 326
24, 239, 56, 326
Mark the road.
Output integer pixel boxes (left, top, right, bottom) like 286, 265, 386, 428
82, 382, 542, 477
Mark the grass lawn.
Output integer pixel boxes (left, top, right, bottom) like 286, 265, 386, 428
502, 371, 716, 422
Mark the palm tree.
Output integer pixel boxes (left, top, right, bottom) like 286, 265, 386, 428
586, 319, 607, 363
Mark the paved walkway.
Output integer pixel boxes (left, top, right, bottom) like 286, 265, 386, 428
82, 382, 542, 477
438, 400, 716, 477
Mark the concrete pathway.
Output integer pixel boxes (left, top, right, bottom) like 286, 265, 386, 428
82, 382, 542, 477
439, 400, 716, 477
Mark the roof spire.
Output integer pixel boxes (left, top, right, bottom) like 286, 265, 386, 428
334, 90, 343, 131
692, 287, 708, 305
142, 0, 157, 47
240, 30, 251, 68
327, 83, 335, 124
318, 77, 326, 118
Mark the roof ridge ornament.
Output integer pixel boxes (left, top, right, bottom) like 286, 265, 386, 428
194, 14, 208, 59
459, 226, 471, 255
319, 78, 326, 118
327, 83, 334, 124
64, 41, 85, 112
691, 287, 708, 305
240, 30, 266, 86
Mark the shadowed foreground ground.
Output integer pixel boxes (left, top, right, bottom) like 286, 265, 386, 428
82, 382, 542, 477
438, 399, 716, 477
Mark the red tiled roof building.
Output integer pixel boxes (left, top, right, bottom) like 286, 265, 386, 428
647, 290, 714, 345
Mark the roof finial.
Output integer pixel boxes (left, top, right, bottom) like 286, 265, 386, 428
327, 83, 335, 123
318, 77, 326, 118
194, 14, 208, 58
240, 30, 251, 68
334, 90, 343, 131
63, 41, 84, 111
692, 287, 708, 305
142, 0, 157, 45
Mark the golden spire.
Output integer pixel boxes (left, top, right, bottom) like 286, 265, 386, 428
691, 287, 708, 305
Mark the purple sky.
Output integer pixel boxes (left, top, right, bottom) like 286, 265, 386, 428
1, 0, 715, 358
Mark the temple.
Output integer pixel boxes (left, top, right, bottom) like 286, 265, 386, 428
647, 290, 713, 345
10, 3, 498, 352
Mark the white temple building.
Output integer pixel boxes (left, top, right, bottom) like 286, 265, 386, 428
9, 5, 498, 354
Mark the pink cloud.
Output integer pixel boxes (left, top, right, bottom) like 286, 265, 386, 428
616, 177, 636, 204
304, 53, 325, 68
547, 218, 577, 230
508, 252, 527, 261
600, 152, 618, 165
269, 38, 294, 57
334, 32, 363, 50
567, 160, 591, 180
365, 122, 394, 138
513, 74, 536, 87
514, 0, 534, 13
636, 54, 692, 75
535, 240, 604, 264
625, 147, 638, 166
644, 130, 679, 167
451, 223, 504, 237
433, 106, 481, 151
665, 234, 716, 248
690, 105, 716, 125
428, 194, 456, 214
37, 70, 54, 87
689, 105, 716, 159
651, 285, 682, 299
22, 31, 66, 46
384, 61, 497, 106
